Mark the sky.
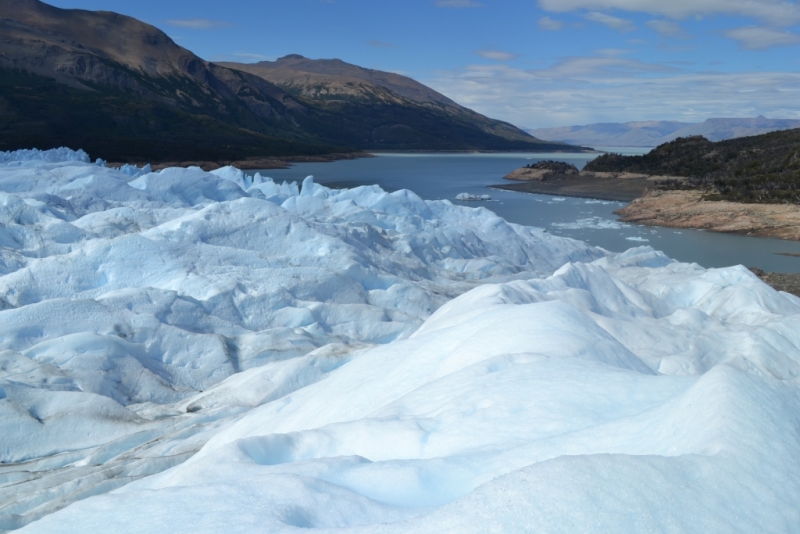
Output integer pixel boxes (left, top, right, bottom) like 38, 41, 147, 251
45, 0, 800, 129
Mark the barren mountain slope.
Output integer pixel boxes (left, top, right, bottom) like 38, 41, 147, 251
0, 0, 342, 161
221, 55, 571, 149
0, 0, 305, 120
231, 54, 458, 106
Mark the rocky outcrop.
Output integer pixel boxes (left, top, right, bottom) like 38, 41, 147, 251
749, 268, 800, 297
615, 190, 800, 240
504, 167, 551, 181
504, 161, 580, 181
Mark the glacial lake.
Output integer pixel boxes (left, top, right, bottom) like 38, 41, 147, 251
251, 151, 800, 273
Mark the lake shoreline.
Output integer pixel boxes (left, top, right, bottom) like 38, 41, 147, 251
491, 181, 800, 292
493, 172, 800, 242
246, 152, 800, 272
116, 152, 376, 172
139, 149, 606, 172
489, 171, 653, 203
490, 181, 642, 203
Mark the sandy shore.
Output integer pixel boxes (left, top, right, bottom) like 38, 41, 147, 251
615, 190, 800, 241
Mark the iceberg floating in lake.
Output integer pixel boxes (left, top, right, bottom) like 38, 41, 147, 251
2, 149, 800, 533
552, 216, 629, 230
455, 192, 491, 201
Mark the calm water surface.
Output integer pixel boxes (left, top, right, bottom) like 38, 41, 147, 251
250, 151, 800, 273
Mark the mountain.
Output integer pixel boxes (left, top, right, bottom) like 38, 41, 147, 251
0, 0, 340, 163
222, 54, 460, 108
584, 129, 800, 204
0, 0, 568, 164
528, 117, 800, 147
218, 55, 571, 152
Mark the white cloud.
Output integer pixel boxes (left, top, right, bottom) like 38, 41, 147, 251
435, 0, 483, 7
534, 56, 675, 78
426, 60, 800, 128
474, 50, 518, 61
584, 12, 637, 32
646, 19, 689, 37
724, 26, 800, 49
538, 16, 564, 30
538, 0, 800, 26
165, 19, 231, 29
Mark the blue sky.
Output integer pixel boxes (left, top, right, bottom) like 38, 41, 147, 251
46, 0, 800, 128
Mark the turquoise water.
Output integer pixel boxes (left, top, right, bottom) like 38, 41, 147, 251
250, 152, 800, 273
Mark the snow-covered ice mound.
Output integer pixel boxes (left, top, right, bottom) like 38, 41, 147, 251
16, 248, 800, 533
0, 152, 604, 530
2, 151, 800, 532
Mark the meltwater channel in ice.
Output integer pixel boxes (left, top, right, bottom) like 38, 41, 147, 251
1, 149, 799, 533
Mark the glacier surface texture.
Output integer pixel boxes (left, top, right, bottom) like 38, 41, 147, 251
0, 149, 799, 532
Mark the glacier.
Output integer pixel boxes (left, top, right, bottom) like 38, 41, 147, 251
1, 149, 799, 532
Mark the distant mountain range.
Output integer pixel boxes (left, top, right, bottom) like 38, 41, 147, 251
528, 117, 800, 148
0, 0, 569, 164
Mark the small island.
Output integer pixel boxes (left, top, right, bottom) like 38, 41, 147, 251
493, 159, 666, 202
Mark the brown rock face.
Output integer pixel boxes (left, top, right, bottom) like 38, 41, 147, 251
0, 0, 191, 78
504, 167, 550, 181
615, 190, 800, 240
